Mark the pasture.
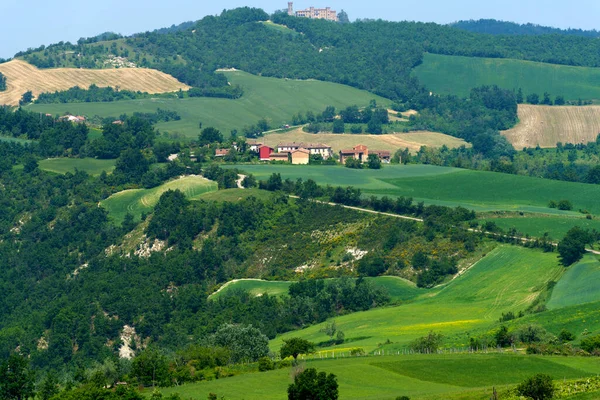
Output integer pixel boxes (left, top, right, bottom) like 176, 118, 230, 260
547, 255, 600, 310
502, 104, 600, 148
260, 128, 469, 153
38, 158, 115, 176
226, 164, 600, 216
413, 53, 600, 101
0, 59, 189, 106
480, 214, 600, 240
270, 246, 561, 352
153, 354, 600, 400
100, 175, 217, 223
27, 70, 390, 139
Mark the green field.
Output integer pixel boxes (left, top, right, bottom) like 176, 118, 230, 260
225, 164, 600, 238
27, 70, 390, 139
198, 188, 276, 203
414, 53, 600, 100
153, 353, 600, 400
38, 157, 115, 176
100, 175, 217, 223
210, 276, 423, 303
270, 246, 560, 352
547, 255, 600, 310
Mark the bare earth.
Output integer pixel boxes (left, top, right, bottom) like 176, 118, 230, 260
0, 59, 190, 106
261, 128, 469, 153
502, 104, 600, 149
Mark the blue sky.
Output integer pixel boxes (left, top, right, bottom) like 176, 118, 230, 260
1, 0, 599, 59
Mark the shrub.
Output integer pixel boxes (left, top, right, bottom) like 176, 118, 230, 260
558, 329, 575, 343
557, 199, 573, 210
258, 357, 274, 372
580, 334, 600, 353
349, 348, 365, 356
516, 374, 554, 400
410, 331, 443, 353
288, 368, 338, 400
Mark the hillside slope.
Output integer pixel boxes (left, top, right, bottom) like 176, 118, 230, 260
0, 59, 190, 106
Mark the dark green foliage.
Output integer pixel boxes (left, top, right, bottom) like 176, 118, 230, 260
557, 199, 572, 211
0, 72, 6, 91
516, 374, 555, 400
35, 85, 148, 103
367, 154, 381, 169
38, 372, 60, 400
558, 227, 591, 266
132, 348, 170, 387
88, 116, 156, 159
19, 91, 33, 106
332, 119, 344, 134
199, 127, 224, 145
558, 329, 575, 343
495, 325, 513, 348
0, 354, 35, 400
527, 93, 540, 104
258, 357, 274, 372
288, 368, 338, 400
580, 334, 600, 354
345, 158, 363, 169
51, 384, 143, 400
146, 190, 191, 243
452, 19, 600, 38
211, 324, 269, 364
357, 254, 387, 277
410, 331, 444, 353
281, 338, 315, 361
241, 174, 257, 188
114, 148, 150, 182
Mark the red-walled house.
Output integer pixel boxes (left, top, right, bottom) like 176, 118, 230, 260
259, 145, 274, 161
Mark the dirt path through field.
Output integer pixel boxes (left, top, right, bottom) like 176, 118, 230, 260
0, 59, 190, 106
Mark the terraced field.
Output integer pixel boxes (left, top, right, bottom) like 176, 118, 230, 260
27, 70, 390, 139
260, 128, 469, 154
414, 53, 600, 101
0, 59, 189, 106
502, 104, 600, 148
100, 175, 217, 223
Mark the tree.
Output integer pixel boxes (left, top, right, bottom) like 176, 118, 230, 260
211, 324, 269, 364
516, 88, 524, 104
131, 348, 170, 387
115, 148, 150, 182
557, 199, 572, 210
516, 374, 554, 400
410, 331, 443, 353
198, 127, 223, 145
554, 95, 565, 105
19, 91, 33, 106
367, 154, 381, 169
241, 174, 257, 188
344, 157, 362, 169
338, 10, 350, 24
38, 372, 60, 400
495, 325, 512, 347
332, 119, 345, 134
526, 93, 539, 105
558, 227, 591, 266
580, 334, 600, 353
22, 156, 38, 173
288, 368, 338, 400
321, 321, 337, 341
280, 338, 315, 363
0, 353, 35, 400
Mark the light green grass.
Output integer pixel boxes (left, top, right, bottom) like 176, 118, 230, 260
27, 70, 390, 139
547, 255, 600, 310
210, 276, 423, 303
414, 53, 600, 100
100, 176, 217, 223
270, 246, 561, 352
38, 157, 115, 176
198, 188, 276, 202
152, 354, 600, 400
481, 216, 600, 240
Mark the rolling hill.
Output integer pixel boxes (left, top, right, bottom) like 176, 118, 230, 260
0, 59, 190, 106
502, 104, 600, 148
413, 53, 600, 101
27, 70, 390, 139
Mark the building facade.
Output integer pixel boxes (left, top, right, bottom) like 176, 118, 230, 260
287, 2, 338, 21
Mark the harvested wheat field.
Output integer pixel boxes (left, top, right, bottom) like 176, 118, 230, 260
261, 128, 469, 153
0, 59, 190, 106
503, 104, 600, 149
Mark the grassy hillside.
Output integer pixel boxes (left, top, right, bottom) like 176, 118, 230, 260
27, 70, 390, 139
260, 128, 468, 153
481, 215, 600, 240
547, 255, 600, 310
414, 53, 600, 100
502, 105, 600, 148
100, 175, 217, 223
270, 246, 560, 352
0, 59, 189, 106
154, 354, 600, 400
38, 158, 115, 176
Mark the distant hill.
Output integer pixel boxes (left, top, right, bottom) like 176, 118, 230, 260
451, 19, 600, 37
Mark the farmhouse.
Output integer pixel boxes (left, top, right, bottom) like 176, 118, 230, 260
215, 149, 230, 157
247, 140, 264, 152
277, 142, 333, 158
339, 145, 390, 163
60, 115, 86, 123
269, 152, 290, 162
259, 145, 274, 161
287, 2, 338, 21
291, 148, 311, 164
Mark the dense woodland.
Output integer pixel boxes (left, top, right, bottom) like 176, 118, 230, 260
451, 19, 600, 37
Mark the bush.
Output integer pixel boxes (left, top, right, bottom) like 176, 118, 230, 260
516, 374, 554, 400
349, 348, 365, 356
410, 331, 443, 353
580, 334, 600, 353
558, 329, 575, 343
258, 357, 274, 372
557, 199, 573, 210
288, 368, 338, 400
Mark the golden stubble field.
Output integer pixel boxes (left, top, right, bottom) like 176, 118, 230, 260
0, 59, 190, 106
503, 104, 600, 149
261, 128, 469, 153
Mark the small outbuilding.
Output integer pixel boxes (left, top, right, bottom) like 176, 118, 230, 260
259, 145, 274, 161
291, 148, 310, 165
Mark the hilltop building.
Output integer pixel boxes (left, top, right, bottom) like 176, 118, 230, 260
287, 2, 338, 21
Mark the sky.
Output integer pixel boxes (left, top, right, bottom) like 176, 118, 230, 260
1, 0, 599, 59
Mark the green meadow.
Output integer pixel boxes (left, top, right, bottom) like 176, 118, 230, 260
38, 157, 115, 176
100, 175, 217, 223
414, 53, 600, 100
547, 254, 600, 310
27, 70, 390, 139
226, 164, 600, 237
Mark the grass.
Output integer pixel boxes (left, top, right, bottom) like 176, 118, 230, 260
100, 176, 217, 223
0, 59, 189, 106
270, 246, 561, 352
27, 70, 390, 139
198, 188, 276, 203
152, 353, 600, 400
547, 254, 600, 310
210, 276, 423, 303
413, 53, 600, 101
38, 158, 115, 176
481, 215, 600, 240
